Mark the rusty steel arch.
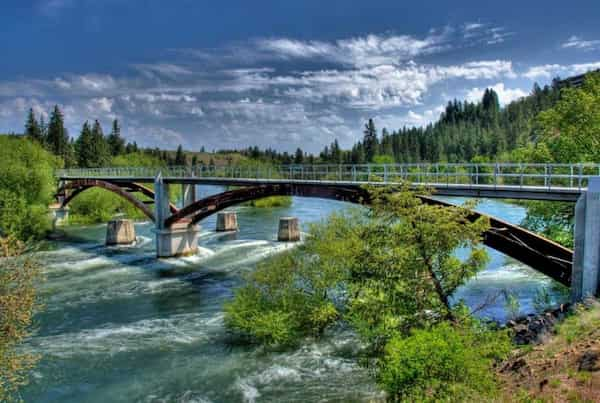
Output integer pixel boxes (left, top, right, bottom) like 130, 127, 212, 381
166, 184, 573, 286
57, 179, 178, 222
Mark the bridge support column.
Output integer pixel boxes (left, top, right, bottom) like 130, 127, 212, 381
106, 219, 136, 245
572, 177, 600, 301
182, 183, 196, 207
49, 204, 69, 229
154, 173, 201, 258
216, 212, 238, 231
278, 217, 300, 242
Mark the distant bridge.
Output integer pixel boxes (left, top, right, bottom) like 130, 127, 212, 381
54, 163, 600, 299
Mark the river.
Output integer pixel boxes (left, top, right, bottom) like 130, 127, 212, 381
21, 188, 567, 402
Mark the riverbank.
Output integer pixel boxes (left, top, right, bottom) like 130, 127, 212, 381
500, 299, 600, 401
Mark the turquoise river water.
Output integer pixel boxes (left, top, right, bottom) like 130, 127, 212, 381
21, 187, 567, 402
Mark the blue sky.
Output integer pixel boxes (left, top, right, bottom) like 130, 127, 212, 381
1, 0, 599, 152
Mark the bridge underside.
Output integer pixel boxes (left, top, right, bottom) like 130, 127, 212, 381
56, 179, 178, 221
165, 183, 573, 286
54, 179, 573, 286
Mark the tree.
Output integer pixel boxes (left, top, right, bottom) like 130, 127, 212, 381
107, 119, 125, 156
89, 120, 111, 167
24, 109, 43, 143
174, 144, 186, 166
537, 71, 600, 161
294, 147, 304, 164
46, 105, 70, 160
75, 121, 94, 168
363, 119, 378, 162
225, 184, 490, 346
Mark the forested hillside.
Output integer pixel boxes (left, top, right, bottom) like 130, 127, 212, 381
319, 80, 563, 164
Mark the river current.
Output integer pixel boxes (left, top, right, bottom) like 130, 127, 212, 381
21, 187, 566, 402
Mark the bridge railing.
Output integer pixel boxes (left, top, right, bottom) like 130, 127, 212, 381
56, 163, 600, 190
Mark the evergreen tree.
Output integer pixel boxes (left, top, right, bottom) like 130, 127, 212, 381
89, 120, 111, 167
294, 147, 304, 164
46, 105, 70, 160
24, 108, 43, 143
75, 121, 94, 167
174, 145, 186, 166
107, 119, 125, 156
363, 119, 378, 162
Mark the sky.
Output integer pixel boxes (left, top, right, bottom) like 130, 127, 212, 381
1, 0, 599, 153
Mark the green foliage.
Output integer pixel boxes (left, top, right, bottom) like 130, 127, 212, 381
503, 292, 521, 320
247, 196, 292, 208
111, 152, 166, 168
378, 321, 511, 402
520, 201, 574, 248
0, 135, 59, 241
537, 72, 600, 162
67, 152, 165, 224
225, 185, 491, 352
68, 188, 147, 224
107, 119, 125, 156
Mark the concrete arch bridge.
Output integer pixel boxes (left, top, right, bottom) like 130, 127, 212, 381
54, 163, 600, 300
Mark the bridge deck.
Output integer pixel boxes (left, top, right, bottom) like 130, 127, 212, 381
57, 175, 583, 201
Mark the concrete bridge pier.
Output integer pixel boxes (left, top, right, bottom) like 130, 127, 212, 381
49, 204, 69, 229
571, 177, 600, 301
154, 173, 201, 258
182, 183, 196, 207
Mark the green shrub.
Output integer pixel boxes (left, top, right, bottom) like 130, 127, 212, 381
0, 136, 58, 240
68, 188, 148, 224
378, 321, 511, 402
248, 196, 292, 208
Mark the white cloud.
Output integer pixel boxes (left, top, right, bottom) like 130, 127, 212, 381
561, 35, 600, 51
257, 32, 448, 67
133, 63, 194, 79
523, 62, 600, 80
87, 97, 114, 113
373, 105, 445, 130
465, 83, 528, 106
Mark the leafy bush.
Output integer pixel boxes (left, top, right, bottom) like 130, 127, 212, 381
225, 185, 491, 352
378, 321, 511, 402
248, 196, 292, 208
68, 188, 148, 224
0, 135, 59, 240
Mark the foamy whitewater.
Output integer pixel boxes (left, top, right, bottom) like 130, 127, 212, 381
22, 188, 567, 402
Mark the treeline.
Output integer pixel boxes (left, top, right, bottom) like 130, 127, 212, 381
24, 106, 139, 168
319, 80, 563, 164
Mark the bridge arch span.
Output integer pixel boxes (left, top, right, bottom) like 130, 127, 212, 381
57, 179, 178, 222
166, 184, 573, 286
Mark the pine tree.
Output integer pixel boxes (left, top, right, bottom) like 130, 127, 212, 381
46, 105, 70, 160
75, 121, 94, 167
107, 119, 125, 156
24, 108, 43, 143
89, 120, 111, 167
294, 147, 304, 164
175, 145, 186, 166
363, 119, 378, 162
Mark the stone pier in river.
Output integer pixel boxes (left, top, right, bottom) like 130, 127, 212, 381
106, 219, 136, 245
278, 217, 300, 242
216, 212, 238, 231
